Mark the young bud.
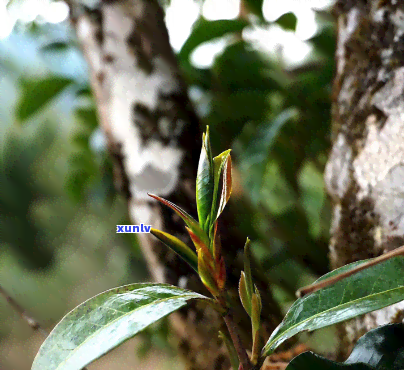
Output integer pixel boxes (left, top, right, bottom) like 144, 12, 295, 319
251, 286, 263, 365
239, 272, 252, 316
251, 288, 262, 335
243, 238, 254, 300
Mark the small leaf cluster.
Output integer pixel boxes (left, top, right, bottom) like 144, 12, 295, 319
150, 127, 232, 298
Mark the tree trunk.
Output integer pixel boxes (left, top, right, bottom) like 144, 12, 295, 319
67, 1, 282, 369
326, 0, 404, 357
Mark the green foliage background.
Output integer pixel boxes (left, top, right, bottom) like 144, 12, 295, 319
0, 0, 336, 368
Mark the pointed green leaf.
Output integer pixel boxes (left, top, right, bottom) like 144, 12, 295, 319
217, 154, 232, 218
179, 18, 249, 62
32, 283, 210, 370
196, 128, 214, 232
243, 238, 254, 300
148, 193, 209, 246
239, 272, 252, 316
263, 256, 404, 356
286, 324, 404, 369
211, 150, 232, 224
244, 0, 264, 19
275, 12, 297, 31
17, 76, 74, 121
150, 228, 198, 273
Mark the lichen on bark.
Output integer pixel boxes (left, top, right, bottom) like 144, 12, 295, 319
327, 0, 404, 357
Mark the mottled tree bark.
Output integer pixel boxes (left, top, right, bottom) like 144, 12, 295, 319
326, 0, 404, 357
66, 1, 282, 369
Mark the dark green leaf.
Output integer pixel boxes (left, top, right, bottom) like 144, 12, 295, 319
244, 0, 264, 19
213, 41, 280, 93
287, 324, 404, 370
309, 25, 336, 58
17, 76, 73, 121
286, 352, 372, 370
41, 41, 70, 53
32, 283, 210, 370
196, 129, 214, 232
179, 18, 249, 62
275, 12, 298, 31
75, 107, 98, 129
263, 256, 404, 356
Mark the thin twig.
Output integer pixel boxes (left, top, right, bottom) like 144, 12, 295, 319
0, 285, 47, 337
0, 284, 89, 370
297, 245, 404, 297
223, 310, 252, 370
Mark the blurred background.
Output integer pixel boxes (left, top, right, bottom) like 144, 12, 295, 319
0, 0, 337, 369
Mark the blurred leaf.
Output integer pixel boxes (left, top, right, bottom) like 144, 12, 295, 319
263, 256, 404, 356
275, 12, 298, 31
179, 17, 249, 62
244, 0, 264, 19
32, 283, 211, 370
287, 324, 404, 370
75, 107, 98, 129
66, 168, 91, 202
213, 41, 280, 93
150, 228, 198, 272
241, 109, 296, 204
75, 85, 93, 97
41, 41, 70, 53
0, 127, 56, 269
298, 162, 326, 238
17, 76, 73, 121
309, 25, 336, 58
210, 90, 270, 125
181, 64, 212, 89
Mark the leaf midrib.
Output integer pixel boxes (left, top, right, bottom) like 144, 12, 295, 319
265, 284, 404, 354
42, 291, 203, 370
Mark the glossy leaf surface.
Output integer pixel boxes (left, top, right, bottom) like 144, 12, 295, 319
17, 76, 73, 121
196, 130, 214, 232
32, 284, 209, 370
263, 256, 404, 356
286, 324, 404, 370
